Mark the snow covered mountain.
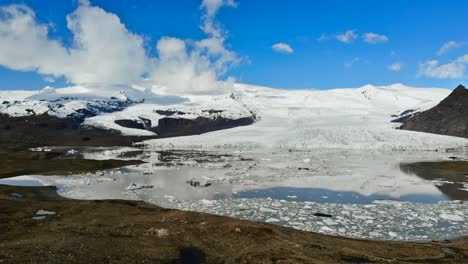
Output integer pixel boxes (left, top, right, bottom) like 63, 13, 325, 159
1, 83, 467, 150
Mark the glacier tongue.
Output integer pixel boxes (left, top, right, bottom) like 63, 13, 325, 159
144, 83, 468, 151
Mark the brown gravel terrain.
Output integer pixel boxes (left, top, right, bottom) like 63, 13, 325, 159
0, 150, 143, 179
0, 185, 467, 264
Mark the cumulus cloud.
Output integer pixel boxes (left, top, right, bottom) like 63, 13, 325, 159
388, 62, 402, 72
0, 2, 148, 86
272, 43, 294, 54
336, 30, 357, 43
418, 54, 468, 79
437, 41, 462, 56
0, 0, 239, 95
362, 32, 388, 44
148, 0, 239, 95
200, 0, 236, 19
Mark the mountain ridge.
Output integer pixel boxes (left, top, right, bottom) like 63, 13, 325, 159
399, 84, 468, 138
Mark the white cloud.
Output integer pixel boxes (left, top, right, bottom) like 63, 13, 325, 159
0, 2, 148, 86
317, 33, 330, 42
437, 41, 462, 56
148, 0, 239, 95
418, 54, 468, 79
200, 0, 236, 18
362, 32, 388, 44
336, 30, 357, 43
272, 43, 294, 54
388, 62, 402, 72
344, 57, 360, 68
0, 1, 240, 95
457, 54, 468, 63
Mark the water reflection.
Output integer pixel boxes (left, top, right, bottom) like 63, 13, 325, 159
223, 187, 449, 204
400, 162, 468, 201
0, 176, 43, 187
15, 147, 468, 205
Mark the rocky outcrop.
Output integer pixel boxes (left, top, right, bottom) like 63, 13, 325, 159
115, 118, 151, 130
0, 114, 151, 151
1, 111, 256, 151
152, 116, 255, 137
399, 85, 468, 138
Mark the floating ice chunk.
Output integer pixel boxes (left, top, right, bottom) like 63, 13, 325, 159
439, 213, 464, 222
29, 147, 52, 152
125, 183, 154, 190
372, 200, 403, 205
287, 195, 297, 199
320, 226, 333, 232
67, 149, 78, 155
259, 207, 277, 213
201, 199, 215, 206
389, 231, 398, 237
303, 158, 311, 163
460, 183, 468, 191
187, 177, 213, 188
323, 218, 338, 225
32, 216, 47, 221
265, 218, 280, 223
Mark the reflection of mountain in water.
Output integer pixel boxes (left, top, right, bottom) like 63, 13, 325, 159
399, 162, 468, 201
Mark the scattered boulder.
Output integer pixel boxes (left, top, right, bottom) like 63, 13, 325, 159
32, 209, 56, 220
36, 209, 56, 215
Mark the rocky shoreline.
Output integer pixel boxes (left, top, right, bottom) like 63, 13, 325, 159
1, 184, 467, 264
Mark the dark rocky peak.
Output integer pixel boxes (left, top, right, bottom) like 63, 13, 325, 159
398, 84, 468, 138
453, 84, 467, 93
438, 84, 468, 109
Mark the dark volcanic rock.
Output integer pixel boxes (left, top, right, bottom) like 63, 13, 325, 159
115, 119, 146, 130
391, 109, 419, 123
399, 85, 468, 138
1, 112, 256, 152
0, 114, 153, 151
115, 117, 152, 130
152, 116, 255, 137
154, 109, 187, 116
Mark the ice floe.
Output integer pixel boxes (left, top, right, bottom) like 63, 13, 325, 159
157, 198, 467, 241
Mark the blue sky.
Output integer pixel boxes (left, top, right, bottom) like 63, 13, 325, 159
0, 0, 467, 90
